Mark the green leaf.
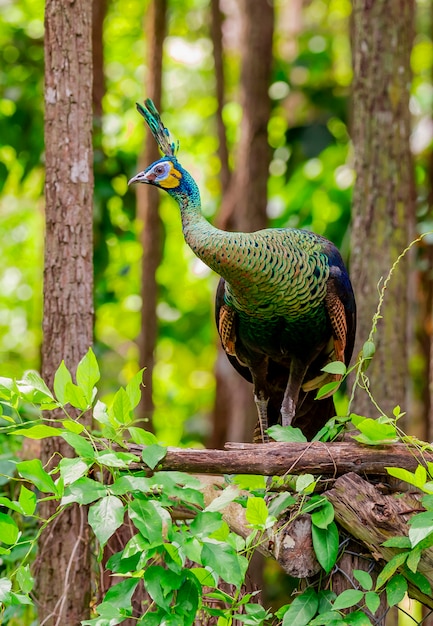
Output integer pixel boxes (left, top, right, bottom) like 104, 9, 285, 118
382, 536, 411, 549
61, 431, 95, 458
110, 475, 152, 496
332, 589, 364, 611
0, 578, 12, 602
316, 381, 340, 400
268, 492, 296, 517
376, 552, 408, 589
408, 511, 433, 547
386, 466, 419, 487
16, 565, 34, 594
125, 368, 144, 410
321, 361, 346, 376
311, 499, 334, 529
296, 474, 316, 493
0, 496, 23, 515
93, 399, 110, 426
0, 512, 19, 545
88, 495, 124, 546
352, 418, 397, 443
312, 521, 339, 574
53, 361, 73, 405
143, 566, 179, 610
128, 427, 157, 445
406, 547, 422, 573
128, 499, 167, 547
95, 449, 139, 468
64, 381, 89, 410
190, 567, 217, 588
403, 569, 431, 595
201, 540, 248, 587
19, 370, 55, 403
16, 458, 58, 494
352, 570, 373, 591
232, 474, 267, 490
318, 589, 337, 614
205, 485, 239, 512
62, 419, 85, 434
281, 588, 318, 626
267, 424, 307, 442
362, 341, 375, 361
364, 591, 380, 614
174, 575, 200, 624
346, 611, 373, 625
58, 457, 90, 485
245, 496, 270, 529
10, 424, 62, 439
103, 577, 139, 610
110, 387, 132, 425
18, 485, 36, 515
141, 444, 166, 470
386, 574, 407, 606
190, 511, 223, 538
61, 477, 107, 505
76, 348, 100, 403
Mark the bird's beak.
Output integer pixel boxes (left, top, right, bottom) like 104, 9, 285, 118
128, 171, 152, 186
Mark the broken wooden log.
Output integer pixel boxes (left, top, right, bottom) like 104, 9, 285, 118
326, 472, 433, 608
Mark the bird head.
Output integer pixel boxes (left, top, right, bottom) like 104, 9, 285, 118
128, 156, 183, 190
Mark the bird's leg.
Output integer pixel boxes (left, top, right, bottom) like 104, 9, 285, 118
251, 357, 270, 443
281, 358, 310, 427
253, 393, 269, 443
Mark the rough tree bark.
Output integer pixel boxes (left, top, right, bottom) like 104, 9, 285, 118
347, 5, 415, 623
38, 0, 94, 623
136, 0, 167, 430
211, 0, 274, 447
350, 0, 415, 420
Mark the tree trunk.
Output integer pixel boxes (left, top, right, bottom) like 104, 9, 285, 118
136, 0, 167, 430
38, 0, 94, 623
350, 0, 415, 420
211, 0, 274, 448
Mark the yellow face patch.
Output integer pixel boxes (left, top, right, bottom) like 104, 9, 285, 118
159, 163, 182, 189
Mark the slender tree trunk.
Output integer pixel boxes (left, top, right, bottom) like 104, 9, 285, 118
38, 0, 94, 623
350, 0, 415, 421
136, 0, 167, 430
210, 0, 231, 194
211, 0, 274, 448
346, 3, 415, 623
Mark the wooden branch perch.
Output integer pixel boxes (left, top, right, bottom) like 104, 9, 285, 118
126, 441, 433, 477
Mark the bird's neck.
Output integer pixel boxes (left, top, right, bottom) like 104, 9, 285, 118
167, 182, 249, 286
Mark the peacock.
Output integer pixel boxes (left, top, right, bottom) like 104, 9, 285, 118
129, 99, 356, 442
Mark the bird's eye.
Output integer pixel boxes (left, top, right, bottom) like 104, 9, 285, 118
155, 166, 165, 175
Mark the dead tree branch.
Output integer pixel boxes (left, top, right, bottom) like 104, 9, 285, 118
125, 441, 433, 477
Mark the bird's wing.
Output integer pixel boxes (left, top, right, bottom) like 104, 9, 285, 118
215, 278, 252, 383
301, 273, 353, 396
325, 277, 348, 365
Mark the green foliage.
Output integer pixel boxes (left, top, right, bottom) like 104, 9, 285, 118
1, 347, 433, 623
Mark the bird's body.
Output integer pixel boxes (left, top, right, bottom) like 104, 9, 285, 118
129, 100, 356, 442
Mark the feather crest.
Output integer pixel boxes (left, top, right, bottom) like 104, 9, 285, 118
136, 99, 178, 157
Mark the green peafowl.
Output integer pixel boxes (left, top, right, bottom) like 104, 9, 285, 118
129, 100, 356, 442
